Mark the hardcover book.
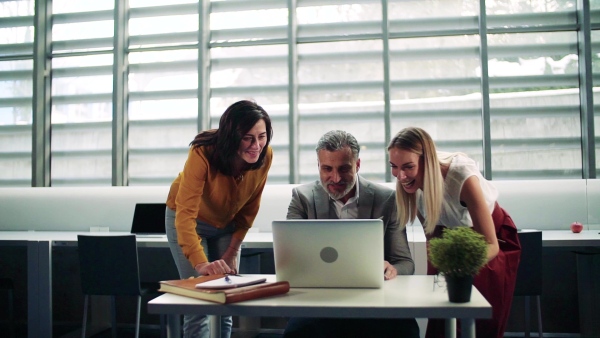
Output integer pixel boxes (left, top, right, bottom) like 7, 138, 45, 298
159, 275, 290, 304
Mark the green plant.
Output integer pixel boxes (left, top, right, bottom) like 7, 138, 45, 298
428, 227, 487, 278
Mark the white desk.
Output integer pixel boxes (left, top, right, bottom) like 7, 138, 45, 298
0, 231, 273, 338
541, 230, 600, 337
148, 275, 491, 338
541, 229, 600, 247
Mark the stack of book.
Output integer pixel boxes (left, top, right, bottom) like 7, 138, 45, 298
158, 274, 290, 304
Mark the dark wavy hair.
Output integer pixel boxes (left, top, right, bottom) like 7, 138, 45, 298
190, 100, 273, 176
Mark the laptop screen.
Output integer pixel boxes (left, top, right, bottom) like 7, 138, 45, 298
130, 203, 167, 235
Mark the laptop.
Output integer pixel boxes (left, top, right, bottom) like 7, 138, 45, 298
272, 219, 384, 288
130, 203, 167, 237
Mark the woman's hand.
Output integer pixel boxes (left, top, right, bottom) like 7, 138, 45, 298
221, 238, 243, 274
194, 260, 234, 275
384, 260, 397, 280
221, 246, 239, 274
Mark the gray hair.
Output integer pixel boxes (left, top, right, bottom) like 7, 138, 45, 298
315, 130, 360, 158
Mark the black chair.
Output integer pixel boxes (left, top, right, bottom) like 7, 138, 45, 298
77, 234, 165, 338
0, 277, 15, 338
514, 230, 543, 338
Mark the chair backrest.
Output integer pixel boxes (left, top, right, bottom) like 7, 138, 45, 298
77, 234, 142, 296
514, 230, 542, 296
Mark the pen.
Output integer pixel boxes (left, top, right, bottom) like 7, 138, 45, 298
224, 273, 243, 283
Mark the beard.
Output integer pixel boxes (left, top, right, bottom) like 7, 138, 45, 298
320, 179, 356, 200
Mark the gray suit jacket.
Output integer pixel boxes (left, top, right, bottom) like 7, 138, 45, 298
286, 176, 415, 275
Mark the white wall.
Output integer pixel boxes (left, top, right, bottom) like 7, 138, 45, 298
0, 179, 597, 232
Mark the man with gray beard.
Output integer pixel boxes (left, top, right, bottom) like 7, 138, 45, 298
283, 130, 418, 338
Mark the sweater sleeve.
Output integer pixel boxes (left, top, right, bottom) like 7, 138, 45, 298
174, 147, 210, 268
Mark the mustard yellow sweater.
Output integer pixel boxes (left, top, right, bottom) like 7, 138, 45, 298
166, 145, 273, 267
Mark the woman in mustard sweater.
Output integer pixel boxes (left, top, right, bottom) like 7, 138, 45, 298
165, 100, 273, 338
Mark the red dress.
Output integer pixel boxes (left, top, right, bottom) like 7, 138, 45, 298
425, 203, 521, 338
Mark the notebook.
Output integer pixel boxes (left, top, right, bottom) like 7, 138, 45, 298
195, 275, 267, 289
272, 219, 384, 288
130, 203, 167, 237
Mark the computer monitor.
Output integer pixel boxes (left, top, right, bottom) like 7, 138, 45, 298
130, 203, 167, 237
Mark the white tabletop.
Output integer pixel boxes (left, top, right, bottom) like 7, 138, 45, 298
542, 230, 600, 247
0, 231, 274, 249
3, 229, 599, 249
148, 275, 492, 319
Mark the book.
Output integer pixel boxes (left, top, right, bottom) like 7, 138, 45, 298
159, 275, 290, 304
195, 275, 267, 289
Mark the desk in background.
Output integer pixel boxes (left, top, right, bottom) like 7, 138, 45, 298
542, 230, 600, 337
149, 275, 491, 338
0, 231, 273, 338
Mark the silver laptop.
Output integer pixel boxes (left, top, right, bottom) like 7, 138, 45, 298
272, 219, 384, 288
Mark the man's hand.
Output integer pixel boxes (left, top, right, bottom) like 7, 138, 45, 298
384, 260, 397, 280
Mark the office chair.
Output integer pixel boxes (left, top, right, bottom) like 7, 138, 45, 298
0, 277, 15, 338
77, 234, 165, 338
514, 230, 543, 338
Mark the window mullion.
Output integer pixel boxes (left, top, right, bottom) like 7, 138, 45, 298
198, 0, 210, 132
112, 0, 128, 186
32, 0, 52, 187
577, 0, 596, 179
288, 0, 299, 184
479, 0, 492, 180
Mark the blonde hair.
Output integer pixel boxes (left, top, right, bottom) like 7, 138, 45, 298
387, 127, 444, 235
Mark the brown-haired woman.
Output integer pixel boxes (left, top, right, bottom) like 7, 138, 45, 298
165, 100, 273, 338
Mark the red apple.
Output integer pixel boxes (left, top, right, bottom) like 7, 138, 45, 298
570, 222, 583, 233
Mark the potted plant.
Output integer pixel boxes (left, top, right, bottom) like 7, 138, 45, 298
428, 227, 487, 303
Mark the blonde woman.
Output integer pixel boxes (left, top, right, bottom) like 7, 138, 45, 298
387, 127, 521, 338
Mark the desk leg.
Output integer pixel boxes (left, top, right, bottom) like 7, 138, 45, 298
445, 318, 456, 338
27, 241, 52, 338
460, 318, 475, 338
166, 314, 181, 338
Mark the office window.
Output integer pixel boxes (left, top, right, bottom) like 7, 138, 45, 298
210, 3, 289, 183
210, 44, 290, 183
52, 0, 114, 55
295, 1, 383, 182
486, 0, 576, 14
129, 2, 199, 50
487, 2, 581, 178
50, 0, 115, 186
389, 0, 478, 19
297, 39, 385, 182
128, 50, 198, 185
0, 0, 598, 186
389, 35, 483, 158
127, 1, 200, 185
388, 0, 483, 172
51, 55, 113, 185
0, 0, 34, 186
